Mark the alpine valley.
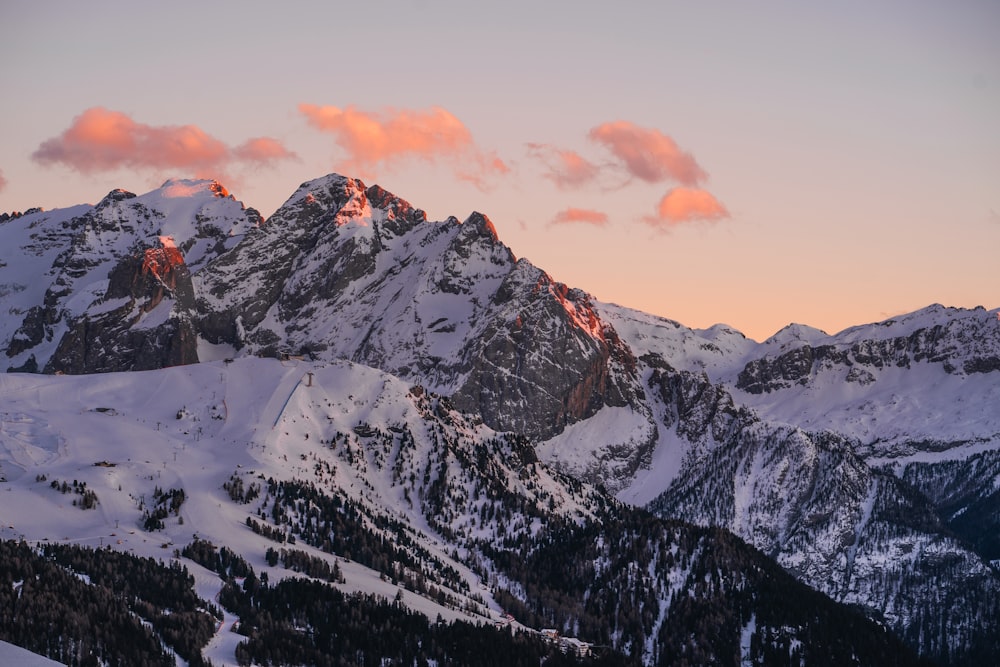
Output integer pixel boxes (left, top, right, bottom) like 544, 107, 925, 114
1, 175, 997, 666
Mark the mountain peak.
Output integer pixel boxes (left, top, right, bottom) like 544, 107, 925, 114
294, 173, 366, 203
462, 211, 499, 243
95, 188, 136, 210
272, 173, 370, 226
365, 183, 427, 233
297, 172, 356, 190
157, 178, 232, 200
763, 322, 830, 350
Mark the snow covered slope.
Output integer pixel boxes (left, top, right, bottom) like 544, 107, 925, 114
0, 358, 925, 665
0, 640, 63, 667
0, 357, 588, 662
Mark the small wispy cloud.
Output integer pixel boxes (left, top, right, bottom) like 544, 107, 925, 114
0, 168, 6, 193
231, 137, 298, 168
526, 143, 601, 189
299, 103, 507, 190
588, 121, 707, 186
551, 207, 609, 227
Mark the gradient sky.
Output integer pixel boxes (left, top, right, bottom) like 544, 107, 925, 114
2, 0, 997, 341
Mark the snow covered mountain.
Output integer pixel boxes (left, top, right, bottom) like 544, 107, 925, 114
194, 174, 639, 441
0, 359, 922, 665
596, 302, 1000, 660
2, 179, 261, 374
2, 175, 998, 664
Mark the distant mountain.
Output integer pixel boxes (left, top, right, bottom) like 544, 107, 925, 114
2, 174, 998, 665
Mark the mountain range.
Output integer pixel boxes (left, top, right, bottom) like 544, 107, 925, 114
1, 175, 997, 666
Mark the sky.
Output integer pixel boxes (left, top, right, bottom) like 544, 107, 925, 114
1, 0, 997, 341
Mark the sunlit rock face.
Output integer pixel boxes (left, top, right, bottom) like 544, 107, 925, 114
1, 179, 259, 374
450, 260, 639, 439
47, 236, 197, 373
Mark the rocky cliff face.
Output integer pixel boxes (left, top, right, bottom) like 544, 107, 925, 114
646, 361, 1000, 660
449, 262, 639, 438
44, 238, 198, 373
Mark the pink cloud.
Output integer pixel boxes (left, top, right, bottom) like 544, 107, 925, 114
589, 121, 707, 186
527, 143, 600, 189
299, 104, 470, 164
0, 168, 6, 193
455, 152, 510, 190
645, 187, 730, 228
32, 107, 295, 177
299, 103, 507, 188
551, 207, 609, 227
232, 137, 299, 167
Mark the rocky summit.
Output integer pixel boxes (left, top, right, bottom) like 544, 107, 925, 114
1, 174, 998, 665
